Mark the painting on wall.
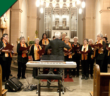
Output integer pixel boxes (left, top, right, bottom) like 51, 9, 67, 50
55, 21, 59, 29
62, 18, 66, 29
62, 21, 66, 28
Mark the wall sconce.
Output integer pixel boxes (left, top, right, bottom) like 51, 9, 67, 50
107, 7, 110, 10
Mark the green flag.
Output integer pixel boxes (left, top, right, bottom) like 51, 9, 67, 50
0, 0, 17, 17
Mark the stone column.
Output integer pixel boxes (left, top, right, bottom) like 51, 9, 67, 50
83, 0, 95, 41
10, 0, 22, 52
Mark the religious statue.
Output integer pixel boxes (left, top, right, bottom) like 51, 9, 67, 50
62, 21, 66, 29
55, 21, 59, 29
0, 17, 7, 28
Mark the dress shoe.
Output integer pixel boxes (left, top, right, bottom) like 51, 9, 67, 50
22, 77, 26, 79
85, 77, 89, 80
91, 75, 93, 79
69, 75, 72, 78
10, 74, 12, 76
2, 79, 6, 82
17, 77, 20, 79
65, 75, 67, 78
81, 76, 85, 79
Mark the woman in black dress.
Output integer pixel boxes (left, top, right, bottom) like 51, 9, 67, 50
30, 38, 42, 78
17, 37, 29, 79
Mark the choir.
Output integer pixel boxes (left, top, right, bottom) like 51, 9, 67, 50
0, 32, 109, 82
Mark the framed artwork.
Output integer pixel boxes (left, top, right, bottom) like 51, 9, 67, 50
55, 21, 59, 29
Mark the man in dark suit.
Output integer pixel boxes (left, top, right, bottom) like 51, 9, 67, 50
45, 31, 70, 87
45, 33, 70, 59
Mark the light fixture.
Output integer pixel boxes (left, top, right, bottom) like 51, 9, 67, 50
79, 8, 82, 14
82, 1, 85, 8
40, 0, 44, 5
59, 0, 63, 8
72, 2, 75, 7
66, 0, 70, 7
107, 7, 110, 10
77, 0, 81, 5
36, 0, 40, 7
52, 0, 56, 7
60, 4, 63, 8
40, 8, 43, 13
53, 3, 56, 7
46, 3, 49, 7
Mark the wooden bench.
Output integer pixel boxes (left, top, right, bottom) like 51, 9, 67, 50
0, 65, 7, 96
91, 64, 110, 96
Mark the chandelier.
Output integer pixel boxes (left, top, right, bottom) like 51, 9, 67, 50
36, 0, 85, 14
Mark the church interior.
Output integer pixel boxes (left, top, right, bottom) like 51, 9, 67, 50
0, 0, 110, 96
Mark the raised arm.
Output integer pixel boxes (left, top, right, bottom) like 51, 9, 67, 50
63, 42, 70, 49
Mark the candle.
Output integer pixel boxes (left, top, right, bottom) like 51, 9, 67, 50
28, 36, 29, 41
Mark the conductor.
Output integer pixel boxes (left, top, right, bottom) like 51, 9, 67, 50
45, 31, 70, 87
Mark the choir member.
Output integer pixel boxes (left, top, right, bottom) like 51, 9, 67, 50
61, 33, 66, 41
53, 36, 55, 40
64, 36, 72, 78
0, 34, 13, 82
71, 37, 80, 77
30, 38, 42, 78
95, 33, 106, 72
89, 39, 95, 78
103, 36, 108, 72
39, 33, 50, 46
17, 36, 29, 79
81, 39, 92, 80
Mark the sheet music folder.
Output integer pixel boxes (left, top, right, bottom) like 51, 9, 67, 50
19, 46, 30, 51
4, 43, 14, 50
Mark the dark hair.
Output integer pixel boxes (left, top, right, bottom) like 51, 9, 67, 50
42, 33, 47, 39
2, 33, 8, 38
103, 37, 107, 41
53, 36, 55, 39
1, 37, 3, 41
84, 38, 88, 42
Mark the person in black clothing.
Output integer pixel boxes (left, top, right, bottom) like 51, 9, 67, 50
80, 39, 92, 80
17, 37, 28, 79
89, 39, 95, 78
95, 33, 106, 72
0, 34, 13, 82
71, 37, 80, 77
103, 37, 108, 72
64, 36, 72, 78
45, 31, 70, 87
39, 33, 50, 46
30, 38, 42, 78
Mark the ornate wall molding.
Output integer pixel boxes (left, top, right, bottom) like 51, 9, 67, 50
82, 17, 95, 20
99, 9, 110, 13
10, 8, 23, 13
27, 16, 40, 20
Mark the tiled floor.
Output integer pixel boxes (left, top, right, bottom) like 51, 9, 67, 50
2, 70, 93, 96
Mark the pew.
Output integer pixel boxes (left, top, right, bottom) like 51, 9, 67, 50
91, 64, 110, 96
0, 65, 7, 96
